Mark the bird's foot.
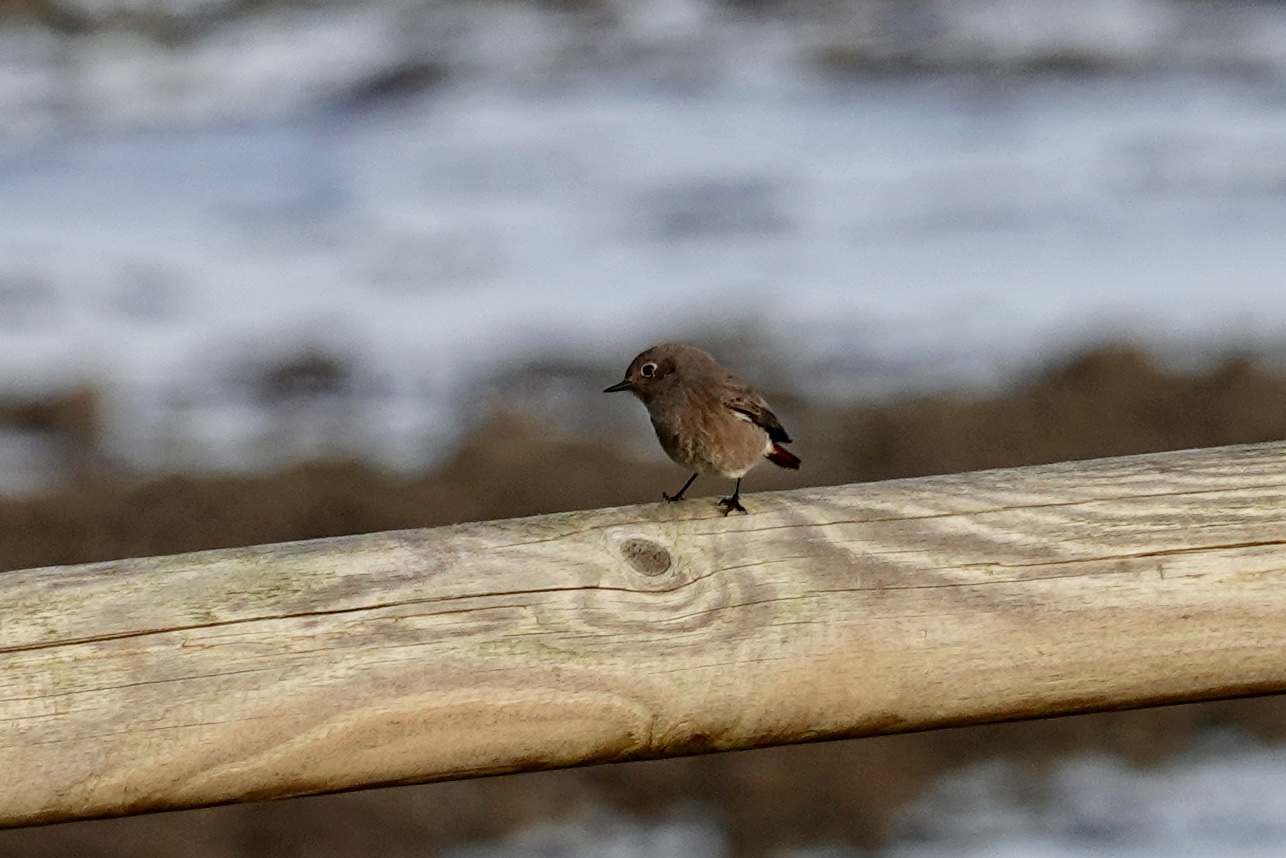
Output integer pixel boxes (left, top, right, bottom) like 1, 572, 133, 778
717, 495, 746, 515
662, 491, 686, 503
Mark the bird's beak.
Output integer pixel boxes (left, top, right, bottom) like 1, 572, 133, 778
603, 380, 632, 393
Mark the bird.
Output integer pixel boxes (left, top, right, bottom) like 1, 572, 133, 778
604, 343, 800, 514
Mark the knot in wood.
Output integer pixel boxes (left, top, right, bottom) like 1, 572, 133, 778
620, 538, 672, 577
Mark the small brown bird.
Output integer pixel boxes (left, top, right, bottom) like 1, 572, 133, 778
604, 343, 800, 514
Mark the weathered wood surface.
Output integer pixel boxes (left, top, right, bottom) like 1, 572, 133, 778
4, 443, 1286, 827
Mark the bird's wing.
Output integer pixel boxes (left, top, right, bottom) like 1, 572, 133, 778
723, 392, 792, 444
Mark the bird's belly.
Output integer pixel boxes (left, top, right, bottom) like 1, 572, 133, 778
651, 413, 770, 478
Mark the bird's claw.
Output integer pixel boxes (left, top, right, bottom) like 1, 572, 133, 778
718, 495, 746, 515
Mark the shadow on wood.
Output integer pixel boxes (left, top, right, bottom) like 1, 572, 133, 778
3, 442, 1286, 828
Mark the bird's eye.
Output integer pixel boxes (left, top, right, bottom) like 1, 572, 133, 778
640, 362, 657, 378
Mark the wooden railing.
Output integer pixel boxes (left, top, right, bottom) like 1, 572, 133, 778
4, 442, 1286, 827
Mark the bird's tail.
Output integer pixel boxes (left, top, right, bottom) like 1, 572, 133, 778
767, 444, 801, 470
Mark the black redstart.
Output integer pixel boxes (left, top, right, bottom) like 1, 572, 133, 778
604, 343, 800, 514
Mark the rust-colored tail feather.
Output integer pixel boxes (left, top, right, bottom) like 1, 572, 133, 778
767, 444, 800, 470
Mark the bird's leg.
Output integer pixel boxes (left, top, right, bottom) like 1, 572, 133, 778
718, 478, 747, 515
664, 473, 699, 503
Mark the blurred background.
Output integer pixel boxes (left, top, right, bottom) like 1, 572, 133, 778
4, 0, 1286, 854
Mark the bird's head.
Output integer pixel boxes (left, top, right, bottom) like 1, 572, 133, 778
603, 343, 708, 401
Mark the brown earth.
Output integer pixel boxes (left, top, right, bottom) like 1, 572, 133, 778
3, 343, 1286, 857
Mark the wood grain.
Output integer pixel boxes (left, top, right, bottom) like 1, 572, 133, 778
4, 442, 1286, 826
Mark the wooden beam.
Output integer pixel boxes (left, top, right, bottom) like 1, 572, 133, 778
4, 442, 1286, 827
